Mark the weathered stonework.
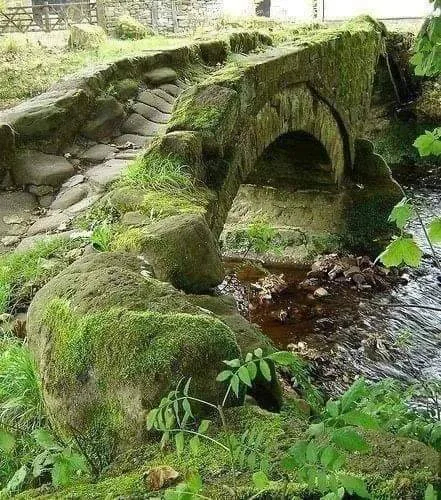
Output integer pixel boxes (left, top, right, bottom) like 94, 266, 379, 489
103, 0, 223, 33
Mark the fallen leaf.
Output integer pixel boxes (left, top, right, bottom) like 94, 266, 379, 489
144, 465, 179, 491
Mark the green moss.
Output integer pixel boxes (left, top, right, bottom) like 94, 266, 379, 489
43, 299, 238, 392
110, 226, 145, 252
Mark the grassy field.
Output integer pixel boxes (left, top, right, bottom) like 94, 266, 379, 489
0, 34, 188, 110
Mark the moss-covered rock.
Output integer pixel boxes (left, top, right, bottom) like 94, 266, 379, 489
68, 24, 107, 50
114, 15, 152, 40
111, 78, 139, 100
27, 252, 241, 461
139, 213, 224, 293
414, 78, 441, 123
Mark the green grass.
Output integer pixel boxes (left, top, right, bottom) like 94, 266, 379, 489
0, 35, 188, 109
121, 153, 196, 192
0, 237, 82, 314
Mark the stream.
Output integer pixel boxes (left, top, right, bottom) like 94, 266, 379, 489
221, 177, 441, 397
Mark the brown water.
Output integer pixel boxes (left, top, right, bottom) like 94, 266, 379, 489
222, 186, 441, 396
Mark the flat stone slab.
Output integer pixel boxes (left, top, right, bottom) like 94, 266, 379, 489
86, 159, 129, 190
80, 144, 118, 163
65, 194, 102, 215
151, 88, 175, 105
121, 114, 165, 137
159, 83, 182, 97
27, 212, 70, 236
0, 191, 37, 243
13, 150, 75, 187
137, 91, 173, 114
16, 230, 90, 252
144, 67, 177, 85
113, 134, 150, 148
131, 102, 170, 124
51, 184, 88, 210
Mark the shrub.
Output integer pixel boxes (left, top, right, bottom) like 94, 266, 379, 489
114, 15, 152, 40
68, 24, 107, 50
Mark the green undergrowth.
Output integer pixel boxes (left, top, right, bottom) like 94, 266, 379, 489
17, 404, 440, 499
0, 237, 83, 314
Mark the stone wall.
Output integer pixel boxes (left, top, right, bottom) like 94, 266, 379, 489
103, 0, 224, 33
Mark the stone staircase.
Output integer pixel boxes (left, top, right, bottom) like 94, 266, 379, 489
0, 70, 186, 253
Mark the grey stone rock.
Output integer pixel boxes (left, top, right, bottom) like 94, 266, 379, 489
137, 91, 173, 113
121, 114, 165, 137
16, 231, 78, 252
82, 96, 125, 141
159, 83, 181, 97
0, 123, 15, 178
113, 134, 153, 148
28, 184, 54, 197
62, 174, 85, 189
65, 194, 102, 215
1, 235, 20, 247
27, 213, 70, 236
80, 144, 118, 163
114, 151, 140, 160
131, 102, 170, 124
86, 159, 129, 191
38, 194, 55, 208
151, 88, 175, 105
51, 185, 88, 210
13, 151, 74, 188
0, 191, 37, 240
144, 67, 177, 85
3, 215, 24, 225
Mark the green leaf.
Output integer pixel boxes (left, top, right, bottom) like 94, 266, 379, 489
320, 446, 341, 469
189, 435, 200, 455
425, 484, 438, 500
51, 457, 73, 487
340, 378, 366, 413
32, 451, 52, 478
238, 365, 252, 387
268, 351, 296, 365
216, 370, 233, 382
230, 374, 240, 397
379, 237, 423, 268
224, 358, 241, 368
175, 432, 185, 455
326, 399, 340, 418
198, 419, 210, 434
342, 411, 379, 430
414, 129, 441, 156
183, 378, 192, 396
428, 218, 441, 245
259, 359, 272, 381
340, 474, 371, 499
388, 198, 413, 229
187, 472, 203, 492
286, 440, 308, 466
331, 427, 371, 453
252, 470, 270, 490
254, 348, 263, 358
5, 465, 28, 493
247, 361, 258, 380
182, 398, 193, 417
32, 429, 62, 451
245, 352, 253, 362
308, 422, 325, 438
306, 440, 319, 464
0, 430, 15, 453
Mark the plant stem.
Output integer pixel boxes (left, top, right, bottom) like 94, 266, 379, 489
167, 428, 230, 452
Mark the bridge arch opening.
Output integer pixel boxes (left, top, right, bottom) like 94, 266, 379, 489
220, 129, 347, 264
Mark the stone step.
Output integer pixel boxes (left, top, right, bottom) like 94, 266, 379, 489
137, 91, 173, 114
122, 113, 165, 137
144, 67, 178, 85
51, 184, 89, 210
79, 144, 119, 164
131, 102, 170, 124
86, 159, 129, 191
113, 134, 152, 149
150, 88, 175, 105
13, 150, 74, 188
159, 83, 182, 97
27, 212, 70, 237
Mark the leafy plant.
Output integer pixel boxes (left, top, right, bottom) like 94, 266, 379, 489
148, 352, 374, 499
1, 428, 89, 495
90, 223, 113, 252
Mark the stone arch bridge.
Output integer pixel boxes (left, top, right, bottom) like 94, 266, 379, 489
0, 17, 400, 292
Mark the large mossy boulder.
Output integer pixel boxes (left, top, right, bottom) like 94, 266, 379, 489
68, 24, 107, 50
139, 213, 224, 293
27, 252, 241, 461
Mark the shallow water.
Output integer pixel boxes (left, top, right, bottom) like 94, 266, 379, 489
223, 186, 441, 396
